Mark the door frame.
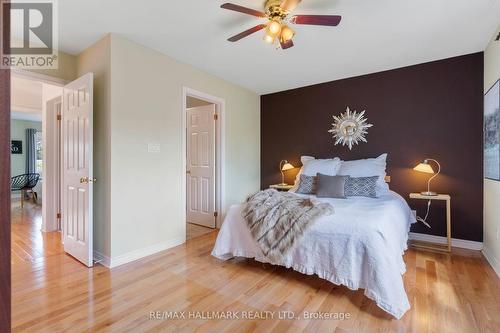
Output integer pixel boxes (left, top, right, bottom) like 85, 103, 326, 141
181, 87, 225, 230
0, 6, 11, 326
43, 96, 62, 232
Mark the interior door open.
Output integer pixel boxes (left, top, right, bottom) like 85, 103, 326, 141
61, 73, 94, 267
186, 104, 216, 228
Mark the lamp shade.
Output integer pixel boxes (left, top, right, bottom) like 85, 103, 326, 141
263, 32, 275, 44
413, 162, 435, 174
280, 25, 295, 42
268, 20, 282, 35
281, 163, 294, 171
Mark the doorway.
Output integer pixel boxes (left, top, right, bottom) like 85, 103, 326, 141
182, 88, 225, 240
10, 70, 95, 267
10, 72, 64, 229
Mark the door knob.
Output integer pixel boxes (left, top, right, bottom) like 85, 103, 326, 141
80, 177, 97, 184
186, 170, 191, 174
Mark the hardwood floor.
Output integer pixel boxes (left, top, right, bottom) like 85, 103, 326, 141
186, 222, 214, 241
11, 205, 500, 332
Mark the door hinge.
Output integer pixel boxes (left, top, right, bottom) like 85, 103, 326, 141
213, 114, 218, 120
214, 211, 218, 218
57, 213, 61, 219
57, 115, 62, 120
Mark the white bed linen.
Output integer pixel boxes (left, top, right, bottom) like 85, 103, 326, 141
212, 191, 416, 319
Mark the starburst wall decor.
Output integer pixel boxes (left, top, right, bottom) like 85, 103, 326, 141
328, 107, 373, 150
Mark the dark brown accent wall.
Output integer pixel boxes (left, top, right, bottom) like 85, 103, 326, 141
0, 0, 11, 331
261, 53, 484, 242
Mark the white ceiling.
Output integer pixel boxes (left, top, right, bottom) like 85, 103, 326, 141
10, 77, 61, 122
58, 0, 500, 94
11, 77, 43, 122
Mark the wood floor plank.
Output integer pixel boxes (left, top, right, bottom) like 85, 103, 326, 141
11, 204, 500, 332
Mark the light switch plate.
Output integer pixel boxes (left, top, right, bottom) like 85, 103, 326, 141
148, 143, 161, 153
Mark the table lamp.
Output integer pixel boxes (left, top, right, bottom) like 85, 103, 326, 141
279, 160, 294, 185
413, 158, 441, 196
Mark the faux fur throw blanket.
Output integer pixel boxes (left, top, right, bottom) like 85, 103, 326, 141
242, 189, 334, 261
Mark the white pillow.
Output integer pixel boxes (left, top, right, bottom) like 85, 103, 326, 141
302, 157, 342, 176
301, 155, 315, 165
290, 156, 341, 192
338, 153, 389, 195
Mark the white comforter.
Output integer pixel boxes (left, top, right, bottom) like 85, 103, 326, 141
211, 191, 416, 319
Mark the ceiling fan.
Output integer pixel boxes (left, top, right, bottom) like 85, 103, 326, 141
221, 0, 342, 49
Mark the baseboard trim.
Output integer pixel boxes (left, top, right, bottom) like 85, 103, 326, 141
482, 247, 500, 278
93, 250, 111, 268
93, 236, 185, 269
408, 232, 483, 251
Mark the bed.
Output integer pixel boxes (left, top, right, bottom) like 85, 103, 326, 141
212, 190, 416, 319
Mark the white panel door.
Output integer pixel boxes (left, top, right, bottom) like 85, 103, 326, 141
62, 73, 94, 267
187, 105, 216, 228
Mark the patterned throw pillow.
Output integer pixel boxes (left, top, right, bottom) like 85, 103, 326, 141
344, 176, 379, 198
295, 174, 318, 194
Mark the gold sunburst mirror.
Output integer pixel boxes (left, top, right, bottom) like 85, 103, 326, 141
328, 107, 373, 150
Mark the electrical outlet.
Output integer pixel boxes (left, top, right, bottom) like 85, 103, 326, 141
411, 210, 417, 220
496, 227, 499, 240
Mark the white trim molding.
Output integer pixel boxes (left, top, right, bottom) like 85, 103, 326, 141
93, 236, 185, 269
181, 87, 226, 230
11, 111, 42, 122
11, 68, 66, 86
482, 247, 500, 278
93, 250, 111, 268
42, 96, 62, 232
409, 232, 483, 251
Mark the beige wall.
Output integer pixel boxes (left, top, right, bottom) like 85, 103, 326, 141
76, 35, 112, 257
484, 24, 500, 276
109, 35, 260, 258
30, 51, 78, 82
74, 34, 260, 262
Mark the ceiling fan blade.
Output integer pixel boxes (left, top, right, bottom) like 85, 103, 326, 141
220, 3, 266, 17
227, 24, 267, 42
280, 39, 294, 50
290, 15, 342, 26
280, 0, 302, 12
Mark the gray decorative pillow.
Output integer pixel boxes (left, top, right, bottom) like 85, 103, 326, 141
295, 174, 317, 194
316, 174, 349, 198
345, 176, 379, 198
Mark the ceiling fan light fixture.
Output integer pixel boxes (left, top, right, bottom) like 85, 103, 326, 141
263, 32, 276, 44
263, 20, 281, 44
221, 1, 342, 50
280, 25, 295, 42
268, 19, 282, 35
